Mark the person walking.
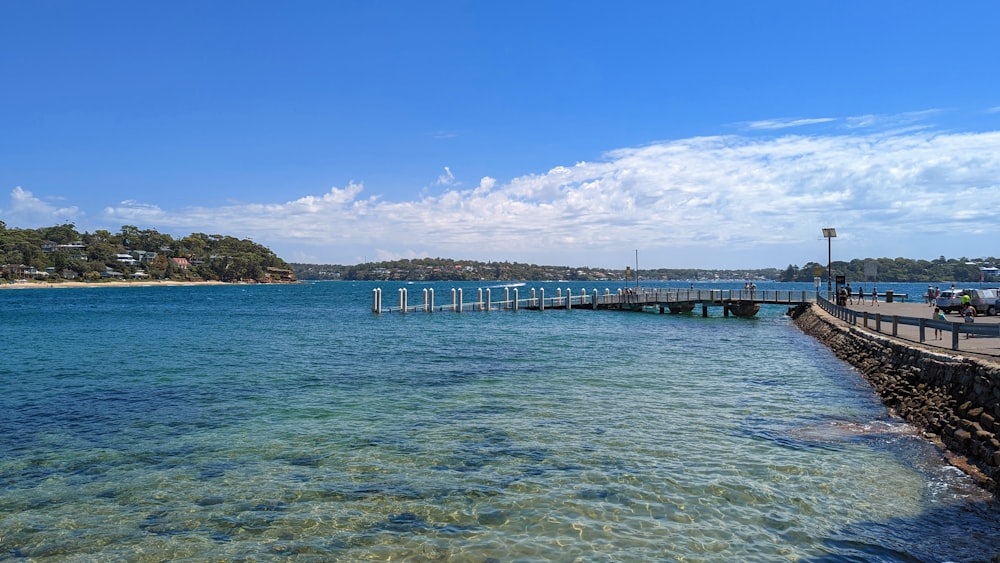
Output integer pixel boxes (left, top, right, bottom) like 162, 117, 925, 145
857, 285, 865, 306
933, 307, 946, 340
871, 286, 879, 306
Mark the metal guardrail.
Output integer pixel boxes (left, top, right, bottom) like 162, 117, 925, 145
817, 295, 1000, 352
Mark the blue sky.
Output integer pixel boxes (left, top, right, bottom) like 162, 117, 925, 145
3, 1, 1000, 269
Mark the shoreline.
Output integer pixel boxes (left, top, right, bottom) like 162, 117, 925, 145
0, 280, 233, 290
793, 303, 1000, 495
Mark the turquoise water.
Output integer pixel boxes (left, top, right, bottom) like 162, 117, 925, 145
1, 280, 997, 561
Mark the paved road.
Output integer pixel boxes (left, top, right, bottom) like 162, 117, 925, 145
831, 296, 1000, 359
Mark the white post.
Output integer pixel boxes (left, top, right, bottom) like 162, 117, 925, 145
457, 288, 463, 313
540, 288, 545, 311
423, 288, 429, 312
486, 288, 492, 311
451, 288, 457, 312
478, 288, 483, 311
513, 288, 519, 310
373, 288, 381, 313
593, 289, 599, 309
429, 288, 435, 311
505, 287, 510, 310
399, 287, 407, 313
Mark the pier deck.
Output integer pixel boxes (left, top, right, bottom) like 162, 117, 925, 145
374, 287, 817, 316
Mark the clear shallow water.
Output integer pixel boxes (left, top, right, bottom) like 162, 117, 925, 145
1, 281, 997, 561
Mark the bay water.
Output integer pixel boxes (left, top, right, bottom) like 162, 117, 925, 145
1, 280, 998, 561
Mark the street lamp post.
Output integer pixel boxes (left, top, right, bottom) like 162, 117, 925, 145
822, 228, 837, 300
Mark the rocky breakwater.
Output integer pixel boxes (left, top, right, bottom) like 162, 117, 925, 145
791, 303, 1000, 493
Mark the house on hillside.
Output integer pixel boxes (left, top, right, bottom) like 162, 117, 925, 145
172, 257, 191, 270
41, 241, 87, 253
132, 250, 157, 264
117, 254, 138, 266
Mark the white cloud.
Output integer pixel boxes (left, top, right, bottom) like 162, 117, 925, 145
845, 109, 942, 130
103, 200, 166, 221
12, 128, 1000, 268
745, 117, 836, 130
472, 176, 497, 196
436, 166, 457, 186
2, 186, 82, 226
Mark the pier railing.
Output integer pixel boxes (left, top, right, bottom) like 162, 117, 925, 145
817, 295, 1000, 351
373, 286, 813, 314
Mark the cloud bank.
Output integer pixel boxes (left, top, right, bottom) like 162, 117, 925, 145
6, 128, 1000, 269
1, 187, 81, 227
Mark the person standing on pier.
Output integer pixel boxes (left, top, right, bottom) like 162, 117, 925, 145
857, 285, 865, 306
846, 283, 853, 304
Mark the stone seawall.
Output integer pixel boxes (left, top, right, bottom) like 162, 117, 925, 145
792, 303, 1000, 492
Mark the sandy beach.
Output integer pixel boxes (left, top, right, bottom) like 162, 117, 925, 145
0, 279, 230, 290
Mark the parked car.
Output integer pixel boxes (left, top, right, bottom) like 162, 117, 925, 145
966, 288, 999, 316
937, 288, 1000, 315
935, 288, 966, 313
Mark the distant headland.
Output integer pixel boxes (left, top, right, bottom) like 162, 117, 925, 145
291, 256, 1000, 284
1, 223, 295, 285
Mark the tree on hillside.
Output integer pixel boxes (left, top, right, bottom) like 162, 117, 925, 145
87, 241, 117, 265
781, 265, 797, 282
40, 223, 79, 244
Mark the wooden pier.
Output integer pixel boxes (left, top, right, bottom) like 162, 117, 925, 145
373, 287, 816, 317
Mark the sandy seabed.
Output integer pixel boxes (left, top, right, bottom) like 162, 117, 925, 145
0, 280, 230, 290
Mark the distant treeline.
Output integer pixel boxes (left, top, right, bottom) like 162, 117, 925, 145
1, 222, 292, 282
292, 256, 998, 283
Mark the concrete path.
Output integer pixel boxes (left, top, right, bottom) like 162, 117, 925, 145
834, 297, 1000, 359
